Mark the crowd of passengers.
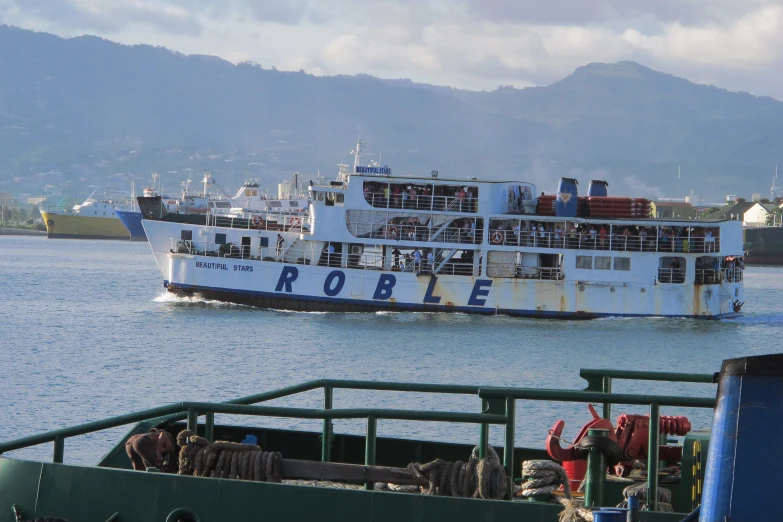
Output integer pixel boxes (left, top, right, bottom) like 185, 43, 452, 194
489, 222, 720, 252
363, 182, 478, 212
379, 217, 481, 243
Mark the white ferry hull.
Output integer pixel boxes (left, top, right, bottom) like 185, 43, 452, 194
145, 222, 742, 320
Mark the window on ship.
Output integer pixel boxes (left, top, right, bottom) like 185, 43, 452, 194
659, 257, 685, 283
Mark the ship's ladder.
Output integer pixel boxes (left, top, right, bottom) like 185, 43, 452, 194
428, 217, 459, 242
433, 248, 459, 274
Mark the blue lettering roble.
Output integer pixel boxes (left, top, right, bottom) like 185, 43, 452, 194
423, 275, 441, 304
275, 266, 299, 293
467, 279, 492, 306
373, 274, 396, 300
323, 270, 346, 297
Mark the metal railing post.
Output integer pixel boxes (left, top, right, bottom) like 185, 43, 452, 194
187, 409, 198, 433
602, 376, 612, 420
503, 397, 516, 500
584, 428, 608, 507
322, 385, 333, 462
365, 416, 377, 490
479, 399, 489, 459
647, 402, 660, 511
53, 436, 64, 464
204, 412, 215, 442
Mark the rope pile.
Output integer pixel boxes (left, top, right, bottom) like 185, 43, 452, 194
519, 460, 571, 498
176, 430, 283, 482
407, 446, 507, 499
515, 461, 593, 522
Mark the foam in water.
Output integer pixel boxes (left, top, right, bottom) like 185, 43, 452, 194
153, 291, 248, 308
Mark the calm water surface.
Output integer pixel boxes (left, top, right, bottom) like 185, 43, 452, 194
1, 236, 781, 463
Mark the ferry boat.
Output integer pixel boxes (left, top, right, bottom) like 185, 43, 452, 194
142, 142, 745, 319
40, 189, 132, 240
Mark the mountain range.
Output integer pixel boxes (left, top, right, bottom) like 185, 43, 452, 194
1, 24, 781, 202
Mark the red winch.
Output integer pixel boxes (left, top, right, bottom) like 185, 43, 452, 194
614, 413, 691, 476
546, 405, 691, 487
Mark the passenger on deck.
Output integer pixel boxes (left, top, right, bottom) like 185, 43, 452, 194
413, 249, 422, 271
326, 243, 335, 266
276, 234, 284, 257
392, 247, 401, 269
704, 230, 714, 252
426, 250, 434, 271
126, 430, 174, 471
599, 225, 608, 249
568, 224, 578, 248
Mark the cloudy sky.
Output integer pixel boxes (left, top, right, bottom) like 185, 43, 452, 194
2, 0, 782, 98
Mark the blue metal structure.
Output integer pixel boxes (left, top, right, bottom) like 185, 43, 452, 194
700, 354, 782, 521
555, 177, 578, 217
588, 180, 608, 197
116, 210, 147, 241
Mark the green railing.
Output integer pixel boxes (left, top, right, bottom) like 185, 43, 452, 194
0, 374, 717, 507
580, 368, 715, 419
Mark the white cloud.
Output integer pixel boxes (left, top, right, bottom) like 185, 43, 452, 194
2, 0, 783, 97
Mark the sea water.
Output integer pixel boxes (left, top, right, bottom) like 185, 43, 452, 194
1, 235, 780, 464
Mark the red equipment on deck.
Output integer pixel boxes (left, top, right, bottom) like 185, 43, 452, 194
546, 404, 615, 489
546, 406, 691, 486
614, 413, 691, 476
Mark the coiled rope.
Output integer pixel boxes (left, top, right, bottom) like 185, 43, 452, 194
406, 446, 507, 499
176, 430, 283, 482
519, 460, 571, 498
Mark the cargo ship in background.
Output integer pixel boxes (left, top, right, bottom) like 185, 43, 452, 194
143, 141, 746, 319
39, 188, 132, 240
744, 227, 783, 265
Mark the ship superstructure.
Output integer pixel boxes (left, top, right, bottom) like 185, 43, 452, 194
143, 142, 745, 318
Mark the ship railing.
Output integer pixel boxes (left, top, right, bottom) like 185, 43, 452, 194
486, 262, 563, 280
361, 224, 483, 245
0, 372, 716, 509
207, 211, 311, 234
399, 259, 477, 276
363, 192, 477, 213
724, 267, 743, 282
695, 269, 721, 284
490, 230, 722, 253
695, 268, 742, 285
169, 240, 316, 263
657, 267, 686, 284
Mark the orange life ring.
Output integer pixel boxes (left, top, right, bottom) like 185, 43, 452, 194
491, 231, 503, 244
251, 215, 265, 229
289, 217, 302, 228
